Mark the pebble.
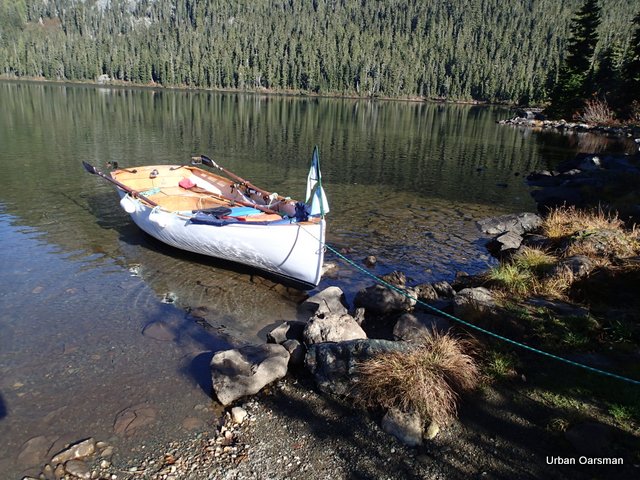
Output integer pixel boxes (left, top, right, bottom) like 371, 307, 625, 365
231, 406, 248, 424
100, 446, 114, 458
65, 459, 91, 479
425, 422, 440, 440
51, 438, 96, 464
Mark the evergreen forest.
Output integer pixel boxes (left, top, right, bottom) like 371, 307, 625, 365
0, 0, 639, 106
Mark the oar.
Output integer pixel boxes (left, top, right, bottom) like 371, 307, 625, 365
191, 155, 274, 198
82, 161, 159, 207
186, 184, 281, 215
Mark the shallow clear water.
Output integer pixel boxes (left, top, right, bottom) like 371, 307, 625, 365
0, 81, 634, 477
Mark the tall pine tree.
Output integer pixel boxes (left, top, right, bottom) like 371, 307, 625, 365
622, 11, 640, 108
548, 0, 602, 118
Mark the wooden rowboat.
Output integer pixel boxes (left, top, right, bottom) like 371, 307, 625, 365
83, 148, 329, 288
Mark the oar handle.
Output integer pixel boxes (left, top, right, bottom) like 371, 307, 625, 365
82, 161, 159, 207
192, 154, 274, 198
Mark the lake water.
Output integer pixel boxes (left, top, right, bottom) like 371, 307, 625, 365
0, 81, 633, 477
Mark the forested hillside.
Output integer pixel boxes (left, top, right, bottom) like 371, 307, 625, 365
0, 0, 638, 103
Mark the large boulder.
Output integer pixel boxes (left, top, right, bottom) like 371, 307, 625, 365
299, 286, 349, 317
393, 312, 450, 342
210, 344, 289, 405
354, 285, 416, 315
305, 339, 411, 396
303, 313, 367, 345
452, 287, 497, 323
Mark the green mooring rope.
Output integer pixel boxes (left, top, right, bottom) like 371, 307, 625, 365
322, 243, 640, 386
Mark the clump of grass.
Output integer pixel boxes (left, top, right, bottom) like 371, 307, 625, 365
513, 247, 557, 273
483, 350, 519, 380
487, 263, 534, 296
541, 206, 630, 242
487, 247, 559, 298
354, 331, 479, 424
538, 266, 574, 299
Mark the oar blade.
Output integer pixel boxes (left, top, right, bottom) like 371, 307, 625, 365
200, 155, 216, 168
82, 161, 99, 175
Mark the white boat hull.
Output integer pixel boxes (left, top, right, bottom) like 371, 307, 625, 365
117, 191, 326, 287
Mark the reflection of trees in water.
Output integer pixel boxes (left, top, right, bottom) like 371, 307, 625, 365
536, 129, 635, 168
0, 393, 6, 419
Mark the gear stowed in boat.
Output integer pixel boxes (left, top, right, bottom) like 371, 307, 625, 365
83, 147, 329, 288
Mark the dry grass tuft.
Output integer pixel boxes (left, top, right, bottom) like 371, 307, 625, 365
578, 98, 619, 126
538, 266, 575, 299
354, 331, 479, 424
541, 206, 625, 240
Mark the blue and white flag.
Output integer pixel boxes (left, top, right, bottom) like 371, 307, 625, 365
305, 146, 329, 216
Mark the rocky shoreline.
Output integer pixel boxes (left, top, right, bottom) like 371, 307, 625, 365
498, 110, 640, 139
21, 146, 640, 480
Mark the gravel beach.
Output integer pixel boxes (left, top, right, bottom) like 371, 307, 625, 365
81, 376, 637, 480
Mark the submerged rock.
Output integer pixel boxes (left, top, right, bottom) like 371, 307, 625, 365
300, 286, 349, 317
51, 438, 96, 464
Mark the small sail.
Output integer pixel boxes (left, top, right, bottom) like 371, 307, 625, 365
306, 146, 329, 216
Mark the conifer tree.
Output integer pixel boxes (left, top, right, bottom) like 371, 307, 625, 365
622, 11, 640, 105
547, 0, 602, 118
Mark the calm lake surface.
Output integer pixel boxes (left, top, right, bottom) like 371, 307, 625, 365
0, 81, 633, 476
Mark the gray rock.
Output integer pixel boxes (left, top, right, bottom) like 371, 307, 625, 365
305, 339, 411, 396
363, 255, 377, 267
266, 321, 307, 344
354, 284, 416, 315
142, 321, 177, 342
414, 283, 438, 302
230, 406, 248, 424
431, 280, 455, 298
381, 408, 424, 447
521, 233, 552, 250
51, 438, 96, 464
300, 286, 349, 317
353, 307, 366, 325
552, 255, 595, 279
393, 312, 450, 342
17, 435, 57, 469
303, 313, 367, 345
477, 212, 542, 236
64, 459, 91, 479
113, 404, 157, 436
380, 271, 408, 287
487, 230, 523, 257
282, 339, 306, 368
452, 287, 497, 323
211, 344, 290, 405
525, 298, 589, 318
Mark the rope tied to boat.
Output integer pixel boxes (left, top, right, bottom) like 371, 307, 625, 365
299, 224, 640, 386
